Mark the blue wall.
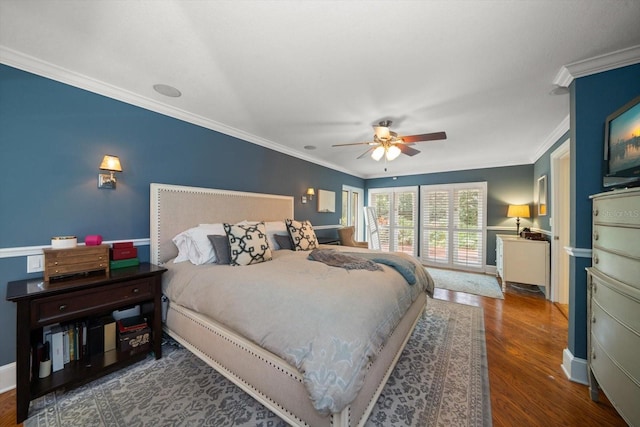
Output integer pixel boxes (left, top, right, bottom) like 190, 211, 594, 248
567, 63, 640, 359
366, 164, 535, 264
0, 64, 364, 365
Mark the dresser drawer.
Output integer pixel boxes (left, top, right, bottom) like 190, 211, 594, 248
591, 334, 640, 426
591, 270, 640, 334
592, 248, 640, 290
31, 279, 153, 326
593, 225, 640, 259
591, 302, 640, 383
593, 193, 640, 227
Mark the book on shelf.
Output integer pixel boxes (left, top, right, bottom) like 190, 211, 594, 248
117, 315, 148, 334
50, 325, 64, 372
104, 317, 116, 352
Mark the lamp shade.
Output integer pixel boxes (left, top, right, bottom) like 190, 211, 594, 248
507, 204, 530, 218
99, 155, 122, 172
306, 188, 315, 196
371, 146, 385, 161
386, 145, 402, 161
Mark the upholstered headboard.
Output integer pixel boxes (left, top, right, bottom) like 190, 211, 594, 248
150, 183, 294, 265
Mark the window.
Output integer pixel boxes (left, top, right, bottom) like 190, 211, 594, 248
341, 185, 364, 240
420, 182, 487, 271
368, 186, 418, 255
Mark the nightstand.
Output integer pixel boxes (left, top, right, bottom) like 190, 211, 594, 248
6, 262, 167, 424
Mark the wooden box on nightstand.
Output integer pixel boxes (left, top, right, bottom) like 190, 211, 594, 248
43, 244, 110, 281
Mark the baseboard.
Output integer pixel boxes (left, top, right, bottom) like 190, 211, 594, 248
0, 362, 16, 393
561, 348, 589, 385
485, 265, 497, 275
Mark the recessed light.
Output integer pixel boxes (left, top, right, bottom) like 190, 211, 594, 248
304, 145, 317, 150
153, 84, 182, 98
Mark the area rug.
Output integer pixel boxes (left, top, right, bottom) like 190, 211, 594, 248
428, 267, 504, 299
26, 298, 491, 427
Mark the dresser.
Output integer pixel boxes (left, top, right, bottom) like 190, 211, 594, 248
587, 188, 640, 426
496, 234, 550, 294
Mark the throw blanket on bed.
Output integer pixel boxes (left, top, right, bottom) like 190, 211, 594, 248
308, 249, 418, 285
307, 249, 383, 272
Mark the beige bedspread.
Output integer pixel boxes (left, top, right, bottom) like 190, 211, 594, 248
162, 245, 433, 414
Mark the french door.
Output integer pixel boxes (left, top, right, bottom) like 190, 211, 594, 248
420, 182, 487, 272
341, 185, 364, 240
368, 186, 418, 255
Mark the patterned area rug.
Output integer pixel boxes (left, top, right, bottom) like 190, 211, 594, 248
26, 298, 491, 427
428, 268, 504, 299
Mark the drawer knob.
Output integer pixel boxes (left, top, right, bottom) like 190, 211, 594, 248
592, 348, 596, 360
593, 283, 597, 293
593, 255, 599, 265
59, 304, 67, 311
592, 314, 596, 324
132, 288, 139, 294
593, 231, 599, 241
594, 208, 599, 216
54, 261, 59, 265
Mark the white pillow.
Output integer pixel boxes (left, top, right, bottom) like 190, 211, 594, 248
264, 221, 288, 250
172, 223, 225, 265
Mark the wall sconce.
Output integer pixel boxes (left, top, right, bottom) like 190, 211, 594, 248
301, 188, 315, 204
507, 204, 530, 236
98, 155, 122, 189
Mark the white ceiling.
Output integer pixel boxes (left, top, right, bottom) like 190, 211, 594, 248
2, 1, 640, 178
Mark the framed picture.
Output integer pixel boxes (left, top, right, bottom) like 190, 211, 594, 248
537, 175, 547, 216
317, 189, 336, 213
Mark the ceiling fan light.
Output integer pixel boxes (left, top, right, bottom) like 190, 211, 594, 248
371, 146, 385, 161
374, 126, 390, 140
386, 145, 402, 161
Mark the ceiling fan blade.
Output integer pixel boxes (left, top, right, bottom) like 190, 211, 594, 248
397, 144, 421, 156
356, 147, 376, 159
401, 131, 447, 143
332, 141, 373, 147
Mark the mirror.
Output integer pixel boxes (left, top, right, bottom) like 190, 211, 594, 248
317, 189, 336, 213
537, 175, 547, 216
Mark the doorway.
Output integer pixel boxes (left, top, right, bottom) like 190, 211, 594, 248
551, 140, 571, 306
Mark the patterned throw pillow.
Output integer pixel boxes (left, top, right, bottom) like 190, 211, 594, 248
285, 219, 318, 251
223, 222, 272, 266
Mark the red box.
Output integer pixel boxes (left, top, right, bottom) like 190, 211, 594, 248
84, 235, 103, 246
112, 242, 134, 249
110, 247, 138, 260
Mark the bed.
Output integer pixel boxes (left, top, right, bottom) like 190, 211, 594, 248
150, 183, 433, 426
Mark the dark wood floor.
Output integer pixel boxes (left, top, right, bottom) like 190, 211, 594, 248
0, 283, 626, 427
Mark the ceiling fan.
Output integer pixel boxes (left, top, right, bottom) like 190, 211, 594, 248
332, 120, 447, 161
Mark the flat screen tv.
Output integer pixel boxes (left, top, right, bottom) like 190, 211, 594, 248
603, 94, 640, 189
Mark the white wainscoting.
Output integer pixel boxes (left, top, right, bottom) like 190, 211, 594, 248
0, 363, 16, 393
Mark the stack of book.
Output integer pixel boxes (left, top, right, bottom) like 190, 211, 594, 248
42, 317, 116, 372
110, 242, 139, 269
117, 315, 150, 353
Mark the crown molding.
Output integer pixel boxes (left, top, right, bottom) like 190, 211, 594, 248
553, 45, 640, 87
532, 114, 570, 163
0, 46, 361, 179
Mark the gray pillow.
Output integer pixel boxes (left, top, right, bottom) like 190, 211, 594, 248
207, 234, 231, 265
274, 234, 293, 250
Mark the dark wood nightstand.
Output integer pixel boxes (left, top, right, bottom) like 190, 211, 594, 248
6, 262, 167, 424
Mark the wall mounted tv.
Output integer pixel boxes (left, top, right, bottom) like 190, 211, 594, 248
604, 94, 640, 189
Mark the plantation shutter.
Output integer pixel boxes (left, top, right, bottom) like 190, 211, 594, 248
452, 188, 484, 268
421, 189, 449, 263
420, 182, 487, 271
368, 187, 418, 255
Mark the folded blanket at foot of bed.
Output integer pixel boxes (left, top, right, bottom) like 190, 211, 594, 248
308, 249, 417, 285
